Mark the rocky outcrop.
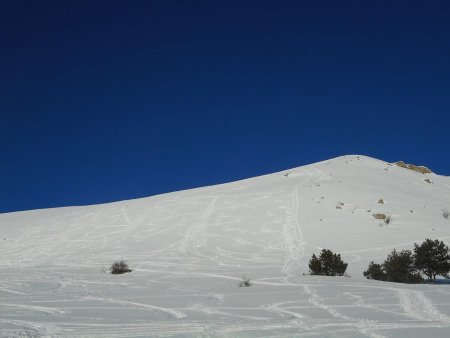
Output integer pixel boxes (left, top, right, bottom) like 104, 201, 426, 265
394, 161, 433, 174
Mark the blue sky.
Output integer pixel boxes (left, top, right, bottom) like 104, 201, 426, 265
1, 0, 449, 213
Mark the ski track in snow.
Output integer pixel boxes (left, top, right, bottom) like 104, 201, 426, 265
281, 186, 304, 277
280, 168, 322, 278
303, 284, 386, 338
88, 297, 187, 319
178, 196, 218, 255
397, 289, 450, 323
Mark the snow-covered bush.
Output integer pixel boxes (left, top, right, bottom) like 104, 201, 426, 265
308, 249, 348, 276
111, 260, 132, 274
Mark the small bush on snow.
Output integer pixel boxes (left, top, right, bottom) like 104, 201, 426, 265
239, 276, 251, 287
443, 209, 449, 220
111, 260, 132, 274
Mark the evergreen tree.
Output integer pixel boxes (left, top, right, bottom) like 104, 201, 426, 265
308, 249, 348, 276
383, 249, 422, 283
309, 253, 322, 275
363, 262, 386, 281
414, 239, 450, 281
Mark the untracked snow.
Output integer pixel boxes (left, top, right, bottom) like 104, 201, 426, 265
1, 155, 450, 337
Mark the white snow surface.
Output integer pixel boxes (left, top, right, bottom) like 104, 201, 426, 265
1, 155, 450, 337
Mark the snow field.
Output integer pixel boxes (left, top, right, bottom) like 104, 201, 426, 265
1, 155, 450, 337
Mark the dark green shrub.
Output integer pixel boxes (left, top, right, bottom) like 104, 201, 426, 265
111, 260, 132, 274
364, 250, 422, 283
308, 249, 348, 276
363, 262, 386, 281
239, 276, 251, 287
308, 254, 322, 275
383, 249, 422, 283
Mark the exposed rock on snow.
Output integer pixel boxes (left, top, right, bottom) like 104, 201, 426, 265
394, 161, 434, 174
372, 213, 387, 220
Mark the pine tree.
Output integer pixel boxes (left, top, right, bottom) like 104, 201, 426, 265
308, 249, 348, 276
309, 254, 322, 275
414, 239, 450, 281
383, 249, 422, 283
363, 262, 386, 281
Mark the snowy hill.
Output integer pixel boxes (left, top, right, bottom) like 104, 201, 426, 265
1, 155, 450, 337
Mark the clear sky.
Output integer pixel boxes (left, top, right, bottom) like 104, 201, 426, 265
1, 0, 449, 213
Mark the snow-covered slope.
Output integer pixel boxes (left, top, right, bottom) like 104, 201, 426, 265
1, 155, 450, 337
